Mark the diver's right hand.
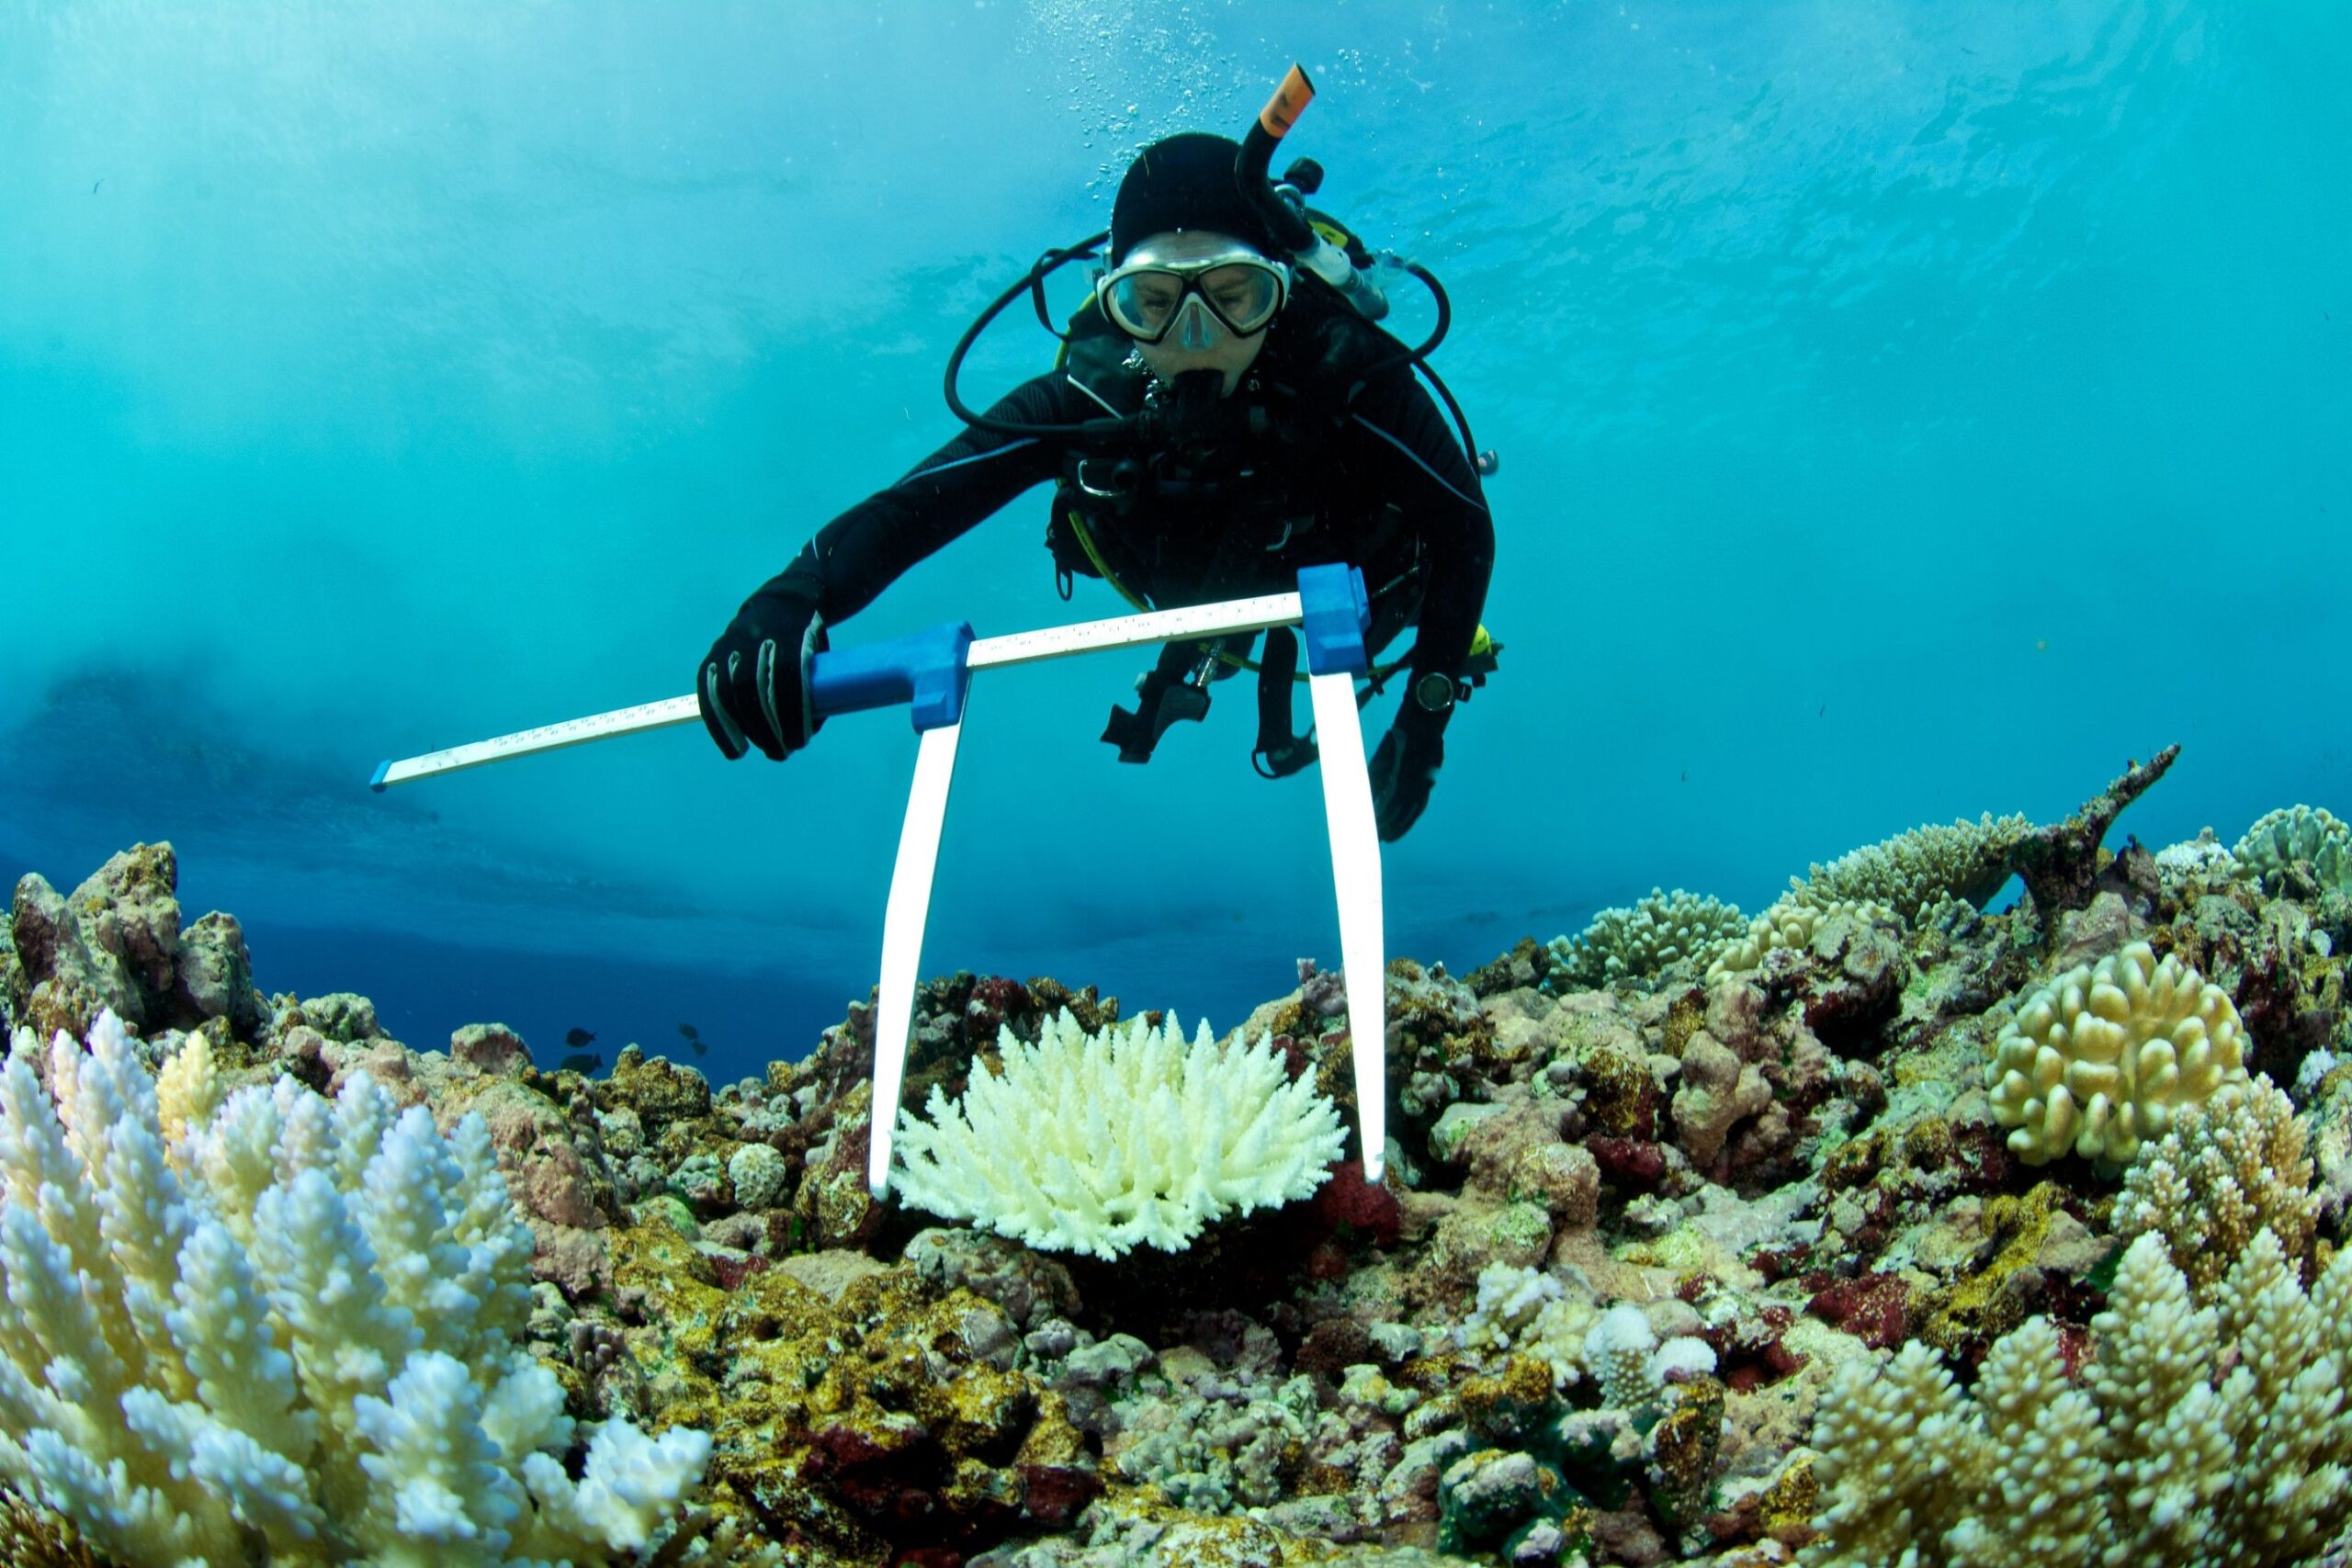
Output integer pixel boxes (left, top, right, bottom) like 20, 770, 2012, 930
699, 578, 828, 761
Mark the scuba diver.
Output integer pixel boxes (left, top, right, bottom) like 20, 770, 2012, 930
699, 72, 1497, 841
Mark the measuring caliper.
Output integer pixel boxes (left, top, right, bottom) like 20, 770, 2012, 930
373, 563, 1388, 1197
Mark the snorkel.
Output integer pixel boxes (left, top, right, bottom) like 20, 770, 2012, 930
1235, 62, 1473, 431
1235, 66, 1391, 325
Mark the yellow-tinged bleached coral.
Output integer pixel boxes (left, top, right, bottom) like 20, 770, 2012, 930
1804, 1228, 2352, 1567
2113, 1074, 2318, 1298
1803, 1336, 1984, 1565
889, 1008, 1347, 1259
0, 1010, 710, 1568
1984, 941, 2251, 1170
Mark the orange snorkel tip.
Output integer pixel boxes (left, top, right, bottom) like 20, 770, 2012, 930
1258, 63, 1315, 140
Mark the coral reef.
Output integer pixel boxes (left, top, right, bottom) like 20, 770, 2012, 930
2112, 1073, 2318, 1297
10, 755, 2352, 1568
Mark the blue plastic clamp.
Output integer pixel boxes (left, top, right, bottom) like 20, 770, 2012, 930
1297, 564, 1371, 677
808, 622, 976, 732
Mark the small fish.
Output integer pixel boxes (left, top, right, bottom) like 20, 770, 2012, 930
689, 1039, 707, 1057
91, 177, 103, 194
558, 1052, 603, 1075
677, 1021, 701, 1043
564, 1027, 596, 1048
1818, 705, 1826, 718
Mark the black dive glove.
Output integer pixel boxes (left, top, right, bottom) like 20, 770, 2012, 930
1369, 691, 1450, 842
699, 577, 828, 761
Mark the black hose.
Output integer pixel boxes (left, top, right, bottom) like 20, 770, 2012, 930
943, 231, 1123, 439
1357, 260, 1450, 380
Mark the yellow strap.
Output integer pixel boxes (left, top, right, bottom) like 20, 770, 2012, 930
1066, 510, 1151, 613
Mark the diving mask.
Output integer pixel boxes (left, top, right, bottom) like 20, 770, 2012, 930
1097, 243, 1290, 349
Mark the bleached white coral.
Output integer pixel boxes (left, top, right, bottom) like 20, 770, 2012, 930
890, 1009, 1346, 1259
2235, 805, 2352, 894
1984, 941, 2252, 1169
1544, 888, 1747, 990
2153, 828, 2241, 900
1453, 1263, 1593, 1391
1804, 1228, 2352, 1567
1798, 811, 2030, 922
1579, 1302, 1714, 1408
0, 1010, 709, 1568
2114, 1073, 2318, 1300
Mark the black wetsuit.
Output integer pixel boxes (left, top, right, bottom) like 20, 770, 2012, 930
768, 285, 1496, 733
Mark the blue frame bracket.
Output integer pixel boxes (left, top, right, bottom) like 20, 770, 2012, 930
1297, 564, 1371, 677
808, 622, 976, 732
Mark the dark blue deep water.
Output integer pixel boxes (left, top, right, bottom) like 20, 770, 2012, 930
4, 3, 2346, 1088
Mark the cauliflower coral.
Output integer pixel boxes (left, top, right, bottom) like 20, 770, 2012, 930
1984, 942, 2252, 1169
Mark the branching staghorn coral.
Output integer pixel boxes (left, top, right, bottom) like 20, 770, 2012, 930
1796, 812, 2031, 922
890, 1009, 1346, 1258
1702, 811, 2028, 981
0, 1011, 709, 1568
1544, 888, 1747, 991
1984, 942, 2252, 1170
1804, 1227, 2352, 1567
2113, 1074, 2318, 1299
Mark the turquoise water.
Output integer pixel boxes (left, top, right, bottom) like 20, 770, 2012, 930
4, 2, 2346, 1085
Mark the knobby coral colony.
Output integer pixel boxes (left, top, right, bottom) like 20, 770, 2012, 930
6, 750, 2352, 1565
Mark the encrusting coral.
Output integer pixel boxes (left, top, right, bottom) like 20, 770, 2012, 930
1984, 941, 2252, 1170
889, 1008, 1347, 1259
0, 1010, 709, 1567
1804, 1226, 2352, 1567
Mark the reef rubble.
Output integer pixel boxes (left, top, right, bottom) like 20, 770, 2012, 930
4, 751, 2350, 1566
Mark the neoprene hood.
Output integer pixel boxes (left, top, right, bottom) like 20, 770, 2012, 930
1109, 133, 1286, 265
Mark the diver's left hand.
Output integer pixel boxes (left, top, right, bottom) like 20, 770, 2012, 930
1369, 715, 1444, 842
